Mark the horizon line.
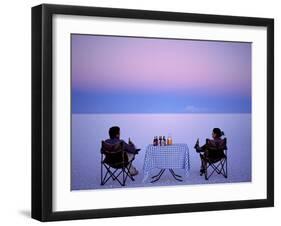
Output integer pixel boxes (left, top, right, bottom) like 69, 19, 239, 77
72, 112, 251, 115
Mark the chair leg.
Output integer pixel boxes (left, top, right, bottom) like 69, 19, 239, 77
218, 159, 227, 178
122, 167, 125, 186
203, 158, 228, 180
101, 164, 103, 185
125, 167, 135, 181
126, 162, 135, 181
100, 155, 104, 185
100, 164, 103, 185
101, 164, 126, 186
204, 162, 208, 180
101, 162, 136, 187
200, 154, 204, 176
223, 159, 227, 178
225, 158, 228, 178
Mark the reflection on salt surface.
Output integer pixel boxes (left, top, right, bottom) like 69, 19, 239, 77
71, 114, 251, 190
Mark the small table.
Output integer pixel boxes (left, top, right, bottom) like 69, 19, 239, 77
143, 143, 190, 183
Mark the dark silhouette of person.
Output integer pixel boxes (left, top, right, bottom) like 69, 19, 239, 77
194, 128, 226, 175
105, 126, 140, 176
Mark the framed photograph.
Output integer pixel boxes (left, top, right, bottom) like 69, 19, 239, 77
32, 4, 274, 221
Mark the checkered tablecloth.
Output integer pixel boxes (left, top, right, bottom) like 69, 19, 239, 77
143, 143, 190, 181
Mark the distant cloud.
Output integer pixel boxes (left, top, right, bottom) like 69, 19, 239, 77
184, 105, 207, 113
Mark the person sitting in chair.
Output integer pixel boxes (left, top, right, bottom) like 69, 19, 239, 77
194, 128, 226, 175
105, 126, 140, 176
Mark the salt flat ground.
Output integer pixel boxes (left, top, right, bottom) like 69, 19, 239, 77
71, 114, 251, 190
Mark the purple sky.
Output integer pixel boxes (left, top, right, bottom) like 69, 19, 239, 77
71, 34, 251, 113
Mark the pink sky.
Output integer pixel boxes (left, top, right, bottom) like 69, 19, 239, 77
72, 34, 251, 97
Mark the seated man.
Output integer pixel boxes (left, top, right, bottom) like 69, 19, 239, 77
194, 128, 226, 175
105, 126, 140, 176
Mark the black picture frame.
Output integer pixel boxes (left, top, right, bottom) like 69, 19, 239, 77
32, 3, 274, 222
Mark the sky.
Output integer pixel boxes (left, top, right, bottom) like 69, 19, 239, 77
71, 34, 252, 113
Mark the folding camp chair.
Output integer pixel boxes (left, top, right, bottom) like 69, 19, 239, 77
100, 141, 135, 186
200, 138, 227, 180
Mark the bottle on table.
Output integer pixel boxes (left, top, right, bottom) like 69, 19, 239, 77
159, 136, 162, 146
153, 136, 157, 146
163, 136, 166, 146
167, 136, 172, 145
155, 136, 158, 146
